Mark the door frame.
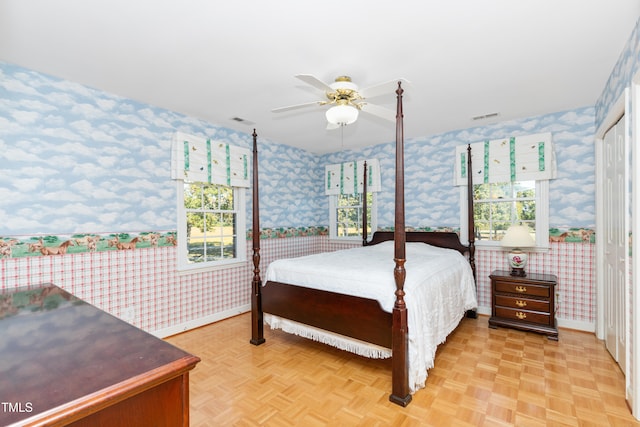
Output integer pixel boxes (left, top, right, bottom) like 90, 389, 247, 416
601, 114, 627, 368
595, 91, 627, 339
631, 72, 640, 418
595, 85, 633, 412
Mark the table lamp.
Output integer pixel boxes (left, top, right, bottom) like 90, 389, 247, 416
501, 225, 535, 277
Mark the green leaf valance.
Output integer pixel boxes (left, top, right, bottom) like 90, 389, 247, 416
454, 132, 556, 185
325, 159, 381, 195
171, 131, 250, 187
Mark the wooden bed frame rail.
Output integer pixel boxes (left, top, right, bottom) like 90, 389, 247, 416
250, 83, 476, 407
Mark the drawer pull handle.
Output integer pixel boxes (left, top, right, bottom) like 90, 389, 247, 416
515, 300, 527, 308
515, 286, 527, 293
516, 312, 527, 320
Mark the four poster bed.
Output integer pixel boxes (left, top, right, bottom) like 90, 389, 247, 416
250, 83, 477, 406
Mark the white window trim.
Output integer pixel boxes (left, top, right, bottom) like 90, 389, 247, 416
176, 181, 247, 273
329, 193, 377, 241
459, 180, 549, 250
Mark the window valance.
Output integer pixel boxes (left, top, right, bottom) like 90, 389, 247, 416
325, 159, 381, 195
171, 131, 250, 187
454, 132, 556, 186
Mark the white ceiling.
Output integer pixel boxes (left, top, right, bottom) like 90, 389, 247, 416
1, 1, 639, 154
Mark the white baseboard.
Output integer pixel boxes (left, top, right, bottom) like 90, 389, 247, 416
476, 306, 491, 316
150, 303, 595, 339
556, 317, 595, 333
151, 304, 251, 338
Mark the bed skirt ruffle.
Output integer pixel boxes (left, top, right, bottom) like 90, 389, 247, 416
264, 314, 392, 359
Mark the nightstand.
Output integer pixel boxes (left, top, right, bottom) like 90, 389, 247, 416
489, 270, 558, 340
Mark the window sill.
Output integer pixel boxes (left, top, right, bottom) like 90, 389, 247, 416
474, 243, 550, 253
176, 258, 247, 275
328, 237, 365, 243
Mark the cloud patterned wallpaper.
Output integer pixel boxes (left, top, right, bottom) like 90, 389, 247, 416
595, 16, 640, 130
0, 61, 323, 235
320, 107, 596, 229
0, 60, 602, 240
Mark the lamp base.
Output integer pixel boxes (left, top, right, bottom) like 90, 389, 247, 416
510, 267, 526, 277
507, 250, 528, 277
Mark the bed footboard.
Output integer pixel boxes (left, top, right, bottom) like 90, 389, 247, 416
262, 281, 392, 348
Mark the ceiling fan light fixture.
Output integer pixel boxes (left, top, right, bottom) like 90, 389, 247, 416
325, 104, 359, 126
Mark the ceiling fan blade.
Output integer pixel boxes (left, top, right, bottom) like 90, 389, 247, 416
295, 74, 334, 92
360, 103, 396, 122
272, 100, 324, 113
360, 78, 410, 99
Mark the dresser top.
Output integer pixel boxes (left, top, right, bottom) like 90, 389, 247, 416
490, 269, 558, 283
0, 284, 199, 425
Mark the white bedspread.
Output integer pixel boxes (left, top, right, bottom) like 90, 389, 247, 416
264, 241, 478, 392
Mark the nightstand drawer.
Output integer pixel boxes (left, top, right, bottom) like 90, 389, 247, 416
494, 280, 550, 298
495, 295, 550, 313
489, 270, 558, 340
495, 306, 551, 325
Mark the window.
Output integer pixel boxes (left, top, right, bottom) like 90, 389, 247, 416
177, 181, 246, 271
171, 132, 251, 272
324, 159, 381, 241
455, 133, 555, 249
329, 192, 376, 240
461, 180, 548, 247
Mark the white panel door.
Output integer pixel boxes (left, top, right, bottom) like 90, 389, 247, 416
603, 115, 627, 374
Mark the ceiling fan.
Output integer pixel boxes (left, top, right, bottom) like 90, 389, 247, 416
272, 74, 407, 130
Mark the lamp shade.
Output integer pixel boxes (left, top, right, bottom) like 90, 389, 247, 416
501, 225, 535, 248
325, 104, 359, 125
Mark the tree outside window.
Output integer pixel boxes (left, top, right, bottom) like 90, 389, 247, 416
183, 182, 237, 264
473, 181, 535, 242
332, 193, 375, 239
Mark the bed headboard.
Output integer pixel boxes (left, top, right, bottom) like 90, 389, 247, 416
366, 231, 469, 255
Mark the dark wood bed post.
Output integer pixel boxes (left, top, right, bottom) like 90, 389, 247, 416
250, 129, 265, 345
465, 144, 478, 319
389, 82, 412, 407
362, 160, 368, 246
466, 144, 476, 278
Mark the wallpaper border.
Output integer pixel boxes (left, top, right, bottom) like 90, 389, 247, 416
0, 226, 595, 260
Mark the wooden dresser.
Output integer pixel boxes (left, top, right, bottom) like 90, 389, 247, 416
489, 270, 558, 340
0, 284, 200, 426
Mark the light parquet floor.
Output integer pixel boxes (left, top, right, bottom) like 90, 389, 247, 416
166, 313, 639, 426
